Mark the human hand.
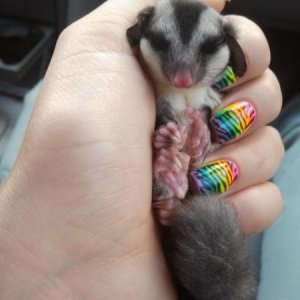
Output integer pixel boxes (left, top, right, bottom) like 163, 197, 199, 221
0, 0, 283, 299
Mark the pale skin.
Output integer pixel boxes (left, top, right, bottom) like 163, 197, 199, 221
0, 0, 284, 299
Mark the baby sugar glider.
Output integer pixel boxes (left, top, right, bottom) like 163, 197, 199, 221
127, 0, 255, 299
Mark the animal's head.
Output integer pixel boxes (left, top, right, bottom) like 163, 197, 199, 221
127, 0, 246, 89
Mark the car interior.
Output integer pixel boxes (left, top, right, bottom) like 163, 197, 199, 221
0, 0, 105, 180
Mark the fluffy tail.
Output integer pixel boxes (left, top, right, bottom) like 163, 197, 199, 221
162, 195, 256, 300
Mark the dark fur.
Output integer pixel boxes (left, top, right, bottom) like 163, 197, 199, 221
127, 1, 246, 87
163, 196, 256, 300
144, 30, 171, 52
127, 1, 254, 299
174, 1, 207, 45
201, 34, 226, 55
155, 100, 179, 128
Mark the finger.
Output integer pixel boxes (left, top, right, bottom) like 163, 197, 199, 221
210, 69, 282, 144
216, 15, 270, 90
208, 0, 227, 11
227, 182, 283, 234
192, 126, 285, 196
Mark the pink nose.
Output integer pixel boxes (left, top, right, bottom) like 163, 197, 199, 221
172, 72, 193, 88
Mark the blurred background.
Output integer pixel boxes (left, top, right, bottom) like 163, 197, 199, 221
0, 0, 106, 171
0, 0, 299, 175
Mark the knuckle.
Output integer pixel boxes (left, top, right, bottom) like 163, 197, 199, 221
250, 22, 271, 69
270, 183, 284, 213
254, 127, 285, 180
248, 144, 268, 177
226, 15, 271, 74
58, 22, 80, 45
260, 182, 284, 226
243, 127, 284, 180
261, 70, 283, 120
268, 182, 283, 206
264, 126, 285, 159
253, 183, 283, 231
57, 19, 91, 52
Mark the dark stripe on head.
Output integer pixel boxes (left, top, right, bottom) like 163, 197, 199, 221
173, 1, 207, 45
144, 30, 170, 52
200, 34, 226, 55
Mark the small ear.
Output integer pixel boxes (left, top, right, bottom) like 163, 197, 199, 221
223, 23, 247, 77
126, 7, 154, 48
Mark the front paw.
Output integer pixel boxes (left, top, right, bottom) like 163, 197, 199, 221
153, 122, 187, 150
153, 147, 190, 200
184, 108, 212, 166
153, 147, 190, 226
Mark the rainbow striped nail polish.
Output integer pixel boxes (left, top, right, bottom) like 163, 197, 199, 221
213, 66, 238, 91
211, 101, 256, 144
190, 160, 239, 195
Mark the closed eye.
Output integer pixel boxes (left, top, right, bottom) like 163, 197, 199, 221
144, 30, 170, 52
200, 35, 226, 55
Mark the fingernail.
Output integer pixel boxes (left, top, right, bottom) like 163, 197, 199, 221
190, 160, 239, 195
210, 101, 256, 144
212, 66, 238, 91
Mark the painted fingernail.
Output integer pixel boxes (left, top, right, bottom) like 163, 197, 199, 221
190, 160, 239, 195
212, 66, 238, 91
210, 101, 256, 144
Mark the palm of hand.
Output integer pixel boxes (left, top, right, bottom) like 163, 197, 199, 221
8, 9, 160, 264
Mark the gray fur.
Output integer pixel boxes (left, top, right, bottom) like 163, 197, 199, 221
127, 1, 254, 299
155, 99, 179, 128
138, 0, 231, 124
140, 0, 230, 93
163, 195, 256, 300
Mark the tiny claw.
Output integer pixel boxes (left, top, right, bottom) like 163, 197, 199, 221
159, 127, 170, 137
173, 131, 181, 141
173, 156, 183, 170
